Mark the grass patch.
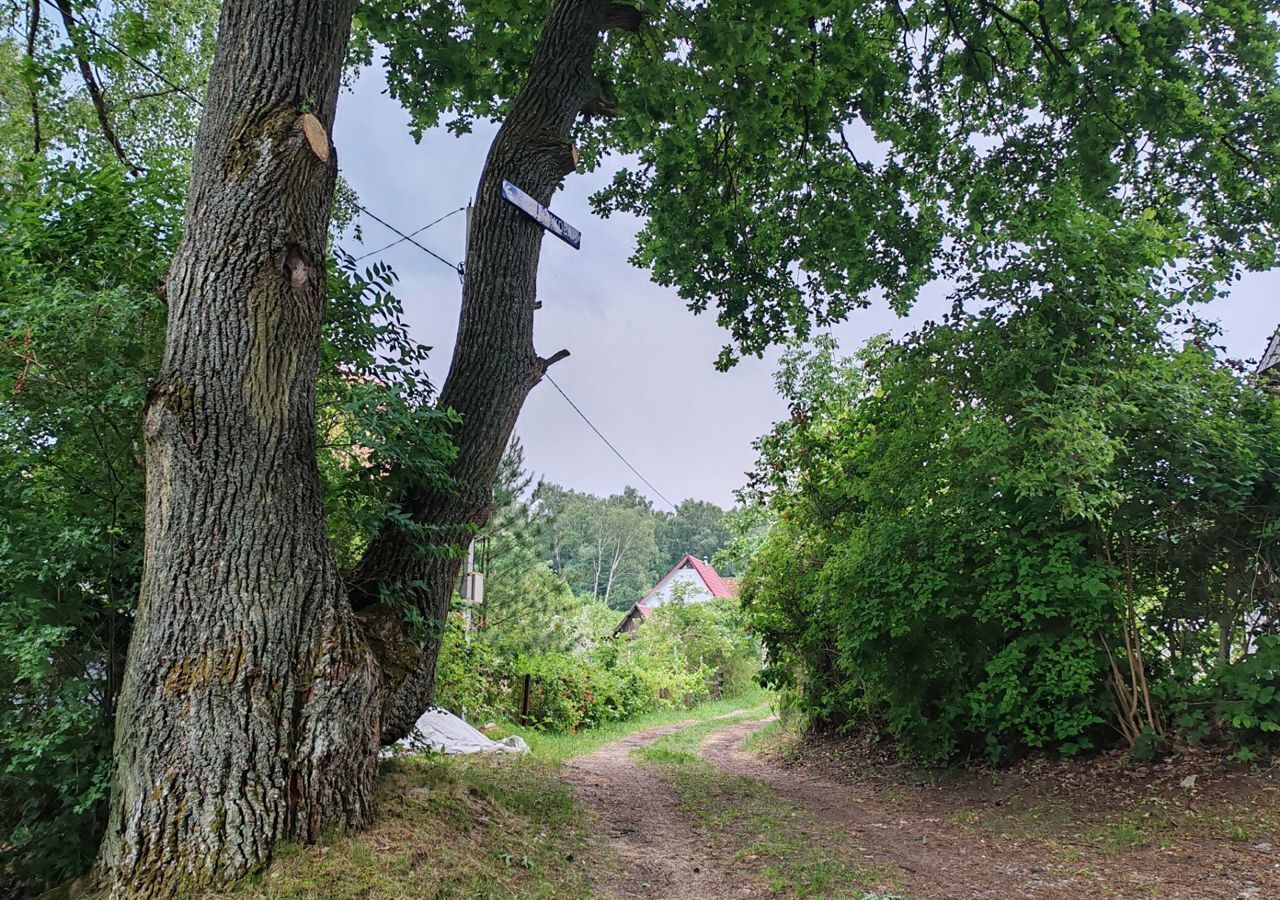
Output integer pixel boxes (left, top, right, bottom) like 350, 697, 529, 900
225, 691, 773, 898
634, 714, 908, 899
224, 754, 595, 900
497, 684, 772, 763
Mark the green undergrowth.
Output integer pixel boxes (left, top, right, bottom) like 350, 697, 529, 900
632, 715, 909, 899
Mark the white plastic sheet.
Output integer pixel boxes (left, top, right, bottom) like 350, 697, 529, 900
400, 707, 530, 755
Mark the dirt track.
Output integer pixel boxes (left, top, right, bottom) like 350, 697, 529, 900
562, 713, 1280, 900
561, 719, 772, 899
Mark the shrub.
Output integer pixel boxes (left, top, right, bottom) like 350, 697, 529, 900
432, 594, 761, 734
741, 285, 1280, 765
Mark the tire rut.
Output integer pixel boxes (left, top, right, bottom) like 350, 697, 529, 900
700, 719, 1279, 900
561, 716, 770, 899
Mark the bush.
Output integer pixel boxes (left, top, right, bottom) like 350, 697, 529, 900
1162, 637, 1280, 757
624, 597, 761, 701
740, 284, 1280, 765
432, 595, 761, 734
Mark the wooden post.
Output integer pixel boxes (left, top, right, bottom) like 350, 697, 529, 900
520, 673, 532, 725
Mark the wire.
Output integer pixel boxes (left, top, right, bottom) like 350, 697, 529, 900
543, 374, 677, 512
44, 0, 466, 279
351, 206, 466, 262
352, 203, 466, 281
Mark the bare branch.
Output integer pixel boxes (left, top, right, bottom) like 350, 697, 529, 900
54, 0, 137, 172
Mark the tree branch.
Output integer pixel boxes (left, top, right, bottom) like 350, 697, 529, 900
604, 2, 643, 33
27, 0, 41, 155
54, 0, 137, 172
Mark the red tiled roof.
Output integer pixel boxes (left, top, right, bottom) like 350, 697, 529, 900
638, 554, 734, 608
614, 555, 737, 635
686, 556, 734, 599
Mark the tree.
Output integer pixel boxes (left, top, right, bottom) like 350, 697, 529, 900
656, 500, 732, 574
344, 0, 646, 741
467, 439, 589, 653
0, 0, 216, 183
347, 0, 1280, 734
2, 18, 453, 893
532, 484, 661, 609
91, 1, 385, 893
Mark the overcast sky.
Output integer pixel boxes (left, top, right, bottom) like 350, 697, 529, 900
333, 66, 1279, 511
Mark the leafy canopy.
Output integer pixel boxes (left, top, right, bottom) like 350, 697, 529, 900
358, 0, 1280, 365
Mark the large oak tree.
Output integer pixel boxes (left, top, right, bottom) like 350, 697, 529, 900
95, 0, 381, 894
90, 0, 1280, 894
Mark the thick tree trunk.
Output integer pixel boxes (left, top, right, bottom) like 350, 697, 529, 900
351, 0, 633, 744
95, 1, 379, 895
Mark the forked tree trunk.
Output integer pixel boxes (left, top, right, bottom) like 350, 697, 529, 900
351, 0, 638, 743
96, 1, 380, 895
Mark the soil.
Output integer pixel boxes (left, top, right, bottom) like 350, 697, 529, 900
562, 719, 773, 900
562, 713, 1280, 900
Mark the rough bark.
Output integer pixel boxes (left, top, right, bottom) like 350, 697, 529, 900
350, 0, 632, 744
94, 1, 379, 896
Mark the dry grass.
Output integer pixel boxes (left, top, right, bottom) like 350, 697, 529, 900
224, 754, 597, 900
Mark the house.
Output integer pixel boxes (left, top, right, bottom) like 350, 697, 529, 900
613, 554, 735, 635
1258, 325, 1280, 383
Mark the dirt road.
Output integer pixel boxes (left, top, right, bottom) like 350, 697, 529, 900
562, 713, 1280, 900
562, 719, 773, 899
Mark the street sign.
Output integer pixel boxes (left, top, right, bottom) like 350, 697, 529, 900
500, 179, 581, 250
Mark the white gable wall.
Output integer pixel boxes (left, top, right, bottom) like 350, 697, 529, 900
644, 566, 713, 609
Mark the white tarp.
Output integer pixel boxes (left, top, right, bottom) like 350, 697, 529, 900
400, 707, 529, 755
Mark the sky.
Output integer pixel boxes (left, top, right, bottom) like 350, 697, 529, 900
333, 66, 1279, 511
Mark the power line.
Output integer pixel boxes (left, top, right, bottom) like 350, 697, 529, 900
351, 206, 466, 262
351, 204, 466, 280
44, 0, 465, 279
543, 374, 677, 512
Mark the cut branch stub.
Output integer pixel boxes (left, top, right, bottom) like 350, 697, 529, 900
582, 82, 619, 119
539, 348, 571, 373
298, 112, 330, 162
